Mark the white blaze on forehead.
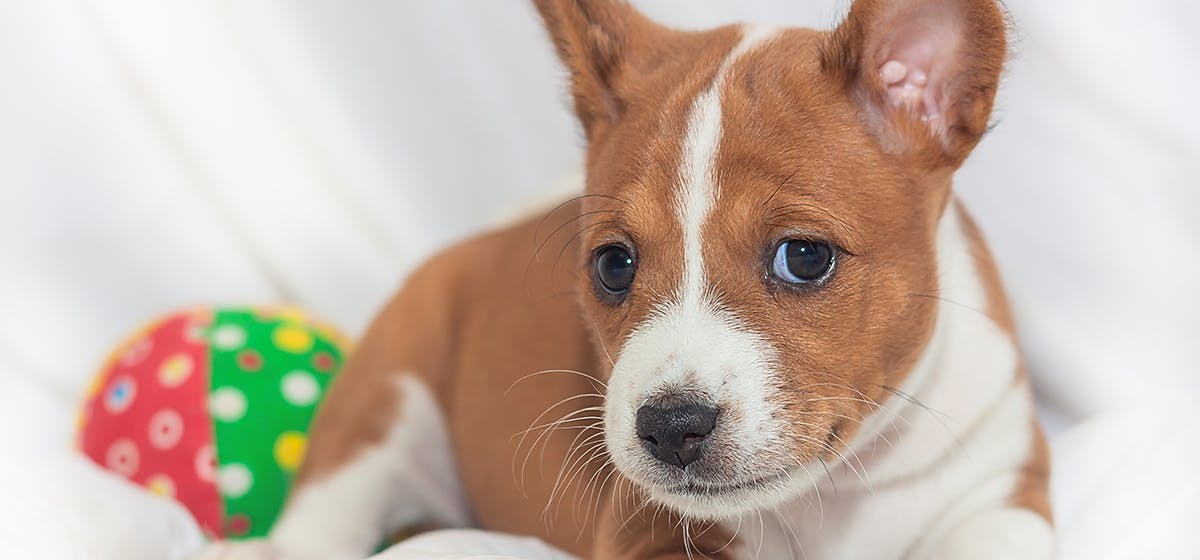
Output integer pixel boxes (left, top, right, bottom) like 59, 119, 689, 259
675, 24, 781, 307
604, 26, 784, 503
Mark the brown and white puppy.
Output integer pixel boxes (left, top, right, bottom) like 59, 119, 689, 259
200, 0, 1052, 558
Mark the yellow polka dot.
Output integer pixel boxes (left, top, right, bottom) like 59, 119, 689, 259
272, 325, 314, 354
276, 308, 308, 324
158, 353, 193, 387
274, 432, 308, 472
145, 474, 176, 498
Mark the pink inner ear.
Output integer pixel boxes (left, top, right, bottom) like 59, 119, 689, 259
874, 9, 963, 133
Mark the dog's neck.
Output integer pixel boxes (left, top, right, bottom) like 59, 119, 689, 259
850, 201, 1019, 477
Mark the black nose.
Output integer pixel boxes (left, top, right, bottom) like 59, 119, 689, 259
635, 402, 719, 469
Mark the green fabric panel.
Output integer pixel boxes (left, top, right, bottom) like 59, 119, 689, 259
206, 308, 343, 539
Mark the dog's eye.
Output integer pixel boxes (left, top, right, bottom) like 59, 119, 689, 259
772, 239, 834, 284
594, 244, 636, 295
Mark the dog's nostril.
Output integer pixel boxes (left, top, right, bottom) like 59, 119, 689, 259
635, 402, 719, 469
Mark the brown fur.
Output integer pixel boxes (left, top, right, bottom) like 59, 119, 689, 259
296, 246, 466, 486
1011, 414, 1054, 521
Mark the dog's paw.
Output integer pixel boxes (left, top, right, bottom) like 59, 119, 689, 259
190, 540, 288, 560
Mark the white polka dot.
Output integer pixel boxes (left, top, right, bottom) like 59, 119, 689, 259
194, 444, 216, 483
105, 439, 139, 477
183, 317, 210, 343
211, 325, 246, 350
120, 337, 153, 367
147, 409, 184, 450
208, 387, 247, 422
217, 463, 253, 498
104, 376, 137, 415
281, 371, 320, 407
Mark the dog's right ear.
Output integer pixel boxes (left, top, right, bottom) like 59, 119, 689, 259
533, 0, 665, 142
821, 0, 1008, 169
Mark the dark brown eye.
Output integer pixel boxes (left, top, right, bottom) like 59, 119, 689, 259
594, 244, 636, 295
772, 239, 834, 284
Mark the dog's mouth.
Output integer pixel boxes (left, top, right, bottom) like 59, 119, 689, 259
660, 469, 792, 498
632, 465, 804, 520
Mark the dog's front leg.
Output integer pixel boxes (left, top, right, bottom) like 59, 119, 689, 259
194, 372, 468, 560
270, 373, 469, 559
195, 264, 471, 560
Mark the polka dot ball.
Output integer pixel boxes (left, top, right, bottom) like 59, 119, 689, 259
77, 307, 349, 540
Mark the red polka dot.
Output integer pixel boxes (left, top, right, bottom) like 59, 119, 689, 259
226, 513, 252, 537
194, 444, 216, 483
312, 352, 336, 373
236, 350, 263, 372
147, 409, 184, 450
105, 439, 139, 477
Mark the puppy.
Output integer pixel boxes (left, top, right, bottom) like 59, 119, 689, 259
201, 0, 1053, 558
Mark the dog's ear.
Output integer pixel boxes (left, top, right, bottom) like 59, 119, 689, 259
822, 0, 1007, 168
533, 0, 666, 142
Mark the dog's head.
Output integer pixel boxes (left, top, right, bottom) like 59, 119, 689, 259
534, 0, 1006, 519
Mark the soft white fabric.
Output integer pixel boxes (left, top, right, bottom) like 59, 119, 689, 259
1049, 398, 1200, 559
0, 452, 205, 560
0, 0, 1196, 558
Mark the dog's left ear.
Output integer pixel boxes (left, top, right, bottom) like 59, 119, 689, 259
532, 0, 667, 143
822, 0, 1007, 168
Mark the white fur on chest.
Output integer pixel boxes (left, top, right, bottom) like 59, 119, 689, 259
732, 204, 1037, 559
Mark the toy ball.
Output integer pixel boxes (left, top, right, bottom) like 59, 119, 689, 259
77, 306, 350, 540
